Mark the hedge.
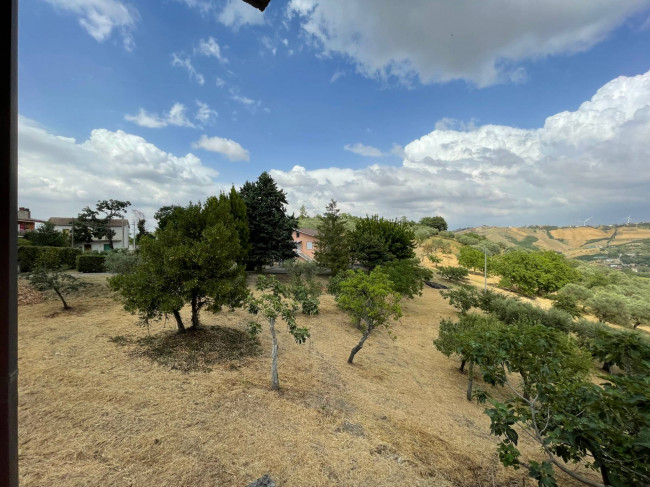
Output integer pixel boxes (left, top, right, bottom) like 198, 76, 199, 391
18, 246, 81, 273
76, 254, 106, 273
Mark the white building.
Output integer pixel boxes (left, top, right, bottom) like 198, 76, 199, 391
49, 217, 130, 252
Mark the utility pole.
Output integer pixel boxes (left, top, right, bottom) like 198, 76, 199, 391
483, 246, 487, 291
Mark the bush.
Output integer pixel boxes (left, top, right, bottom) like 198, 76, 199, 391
379, 258, 433, 298
18, 246, 80, 273
301, 297, 320, 316
437, 266, 469, 282
440, 285, 480, 314
104, 250, 139, 274
327, 272, 347, 296
76, 254, 106, 273
588, 292, 630, 326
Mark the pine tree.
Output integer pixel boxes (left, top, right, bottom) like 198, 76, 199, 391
314, 200, 350, 276
240, 172, 298, 271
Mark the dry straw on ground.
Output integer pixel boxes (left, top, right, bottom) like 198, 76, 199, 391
18, 274, 602, 486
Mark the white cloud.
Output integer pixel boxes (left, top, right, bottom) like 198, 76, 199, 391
192, 135, 250, 162
218, 0, 265, 29
330, 70, 345, 83
229, 87, 262, 110
196, 37, 228, 63
344, 143, 384, 157
125, 103, 196, 128
171, 53, 205, 85
216, 77, 226, 88
194, 101, 218, 124
270, 70, 650, 227
287, 0, 650, 86
18, 116, 220, 223
43, 0, 138, 49
261, 37, 277, 56
175, 0, 214, 15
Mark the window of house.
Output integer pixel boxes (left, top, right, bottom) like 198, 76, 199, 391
296, 232, 300, 238
306, 241, 313, 250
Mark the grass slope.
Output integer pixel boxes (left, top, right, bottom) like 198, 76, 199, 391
18, 275, 599, 486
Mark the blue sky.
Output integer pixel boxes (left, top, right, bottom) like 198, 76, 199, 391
18, 0, 650, 228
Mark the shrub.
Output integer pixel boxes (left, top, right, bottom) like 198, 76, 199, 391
76, 254, 106, 273
327, 272, 347, 296
104, 250, 139, 274
18, 246, 80, 273
437, 266, 469, 282
440, 285, 481, 314
588, 292, 630, 326
301, 297, 320, 316
379, 258, 433, 298
28, 249, 84, 309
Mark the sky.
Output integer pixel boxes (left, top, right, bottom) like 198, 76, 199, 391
18, 0, 650, 230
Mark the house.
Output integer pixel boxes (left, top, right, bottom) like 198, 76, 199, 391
292, 228, 319, 261
17, 207, 44, 236
49, 217, 130, 252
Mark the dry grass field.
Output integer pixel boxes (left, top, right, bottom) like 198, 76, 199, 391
18, 275, 603, 487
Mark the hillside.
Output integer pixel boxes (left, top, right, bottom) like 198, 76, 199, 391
460, 224, 650, 258
17, 275, 601, 487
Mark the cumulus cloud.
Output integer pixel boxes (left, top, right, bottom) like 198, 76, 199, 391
192, 135, 250, 162
18, 116, 220, 222
171, 53, 205, 85
218, 0, 265, 29
125, 103, 197, 128
287, 0, 650, 86
196, 37, 227, 62
270, 70, 650, 227
43, 0, 138, 49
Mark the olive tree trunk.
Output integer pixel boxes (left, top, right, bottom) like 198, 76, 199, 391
466, 360, 474, 401
172, 310, 186, 334
190, 294, 200, 329
53, 287, 70, 310
269, 317, 280, 390
348, 327, 372, 364
459, 359, 466, 373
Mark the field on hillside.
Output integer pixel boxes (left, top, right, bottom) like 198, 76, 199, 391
17, 276, 602, 487
462, 224, 650, 257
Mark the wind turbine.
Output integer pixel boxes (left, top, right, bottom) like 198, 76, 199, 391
624, 216, 632, 225
582, 217, 593, 227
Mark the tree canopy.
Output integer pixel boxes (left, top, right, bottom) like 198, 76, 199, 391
419, 216, 448, 231
24, 221, 68, 247
314, 200, 350, 276
347, 215, 416, 269
240, 172, 298, 271
110, 194, 248, 333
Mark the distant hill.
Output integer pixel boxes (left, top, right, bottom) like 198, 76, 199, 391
459, 224, 650, 258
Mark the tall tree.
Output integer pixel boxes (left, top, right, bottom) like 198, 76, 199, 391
240, 172, 298, 271
314, 200, 350, 276
110, 194, 248, 333
227, 185, 251, 265
419, 216, 448, 231
347, 215, 416, 270
77, 199, 131, 249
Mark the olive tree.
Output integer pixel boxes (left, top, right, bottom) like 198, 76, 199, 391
335, 269, 402, 364
28, 249, 84, 310
247, 275, 310, 390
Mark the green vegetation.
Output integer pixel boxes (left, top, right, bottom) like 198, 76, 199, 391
18, 246, 80, 273
76, 254, 106, 273
76, 199, 131, 249
492, 250, 579, 296
240, 172, 298, 271
23, 221, 68, 247
503, 234, 539, 250
418, 216, 448, 231
246, 275, 309, 390
110, 194, 248, 333
313, 200, 350, 276
335, 269, 402, 364
379, 258, 433, 299
347, 215, 416, 269
28, 249, 85, 309
437, 266, 469, 282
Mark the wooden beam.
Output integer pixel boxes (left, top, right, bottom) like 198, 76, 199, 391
0, 0, 19, 484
